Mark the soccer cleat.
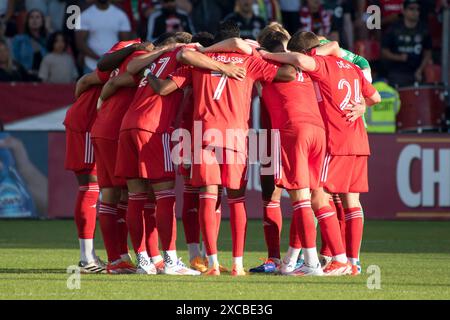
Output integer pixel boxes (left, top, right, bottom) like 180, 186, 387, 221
290, 263, 324, 276
136, 254, 157, 275
205, 264, 221, 276
351, 262, 362, 276
107, 260, 136, 274
164, 259, 202, 276
203, 257, 229, 273
120, 253, 134, 265
280, 259, 297, 275
231, 264, 246, 276
323, 261, 352, 276
190, 256, 208, 273
295, 257, 304, 269
78, 260, 106, 274
154, 260, 165, 274
319, 254, 332, 269
95, 256, 107, 268
249, 258, 280, 273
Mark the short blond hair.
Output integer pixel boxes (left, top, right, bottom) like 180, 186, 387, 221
257, 22, 291, 45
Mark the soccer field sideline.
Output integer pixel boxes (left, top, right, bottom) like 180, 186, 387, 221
1, 219, 450, 300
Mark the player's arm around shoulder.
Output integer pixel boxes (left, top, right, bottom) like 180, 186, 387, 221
200, 38, 253, 55
145, 69, 179, 96
259, 50, 317, 73
176, 48, 246, 81
75, 72, 102, 99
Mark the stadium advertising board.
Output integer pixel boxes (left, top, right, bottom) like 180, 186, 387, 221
1, 132, 448, 220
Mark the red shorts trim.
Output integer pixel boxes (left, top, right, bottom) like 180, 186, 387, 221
274, 125, 326, 190
191, 147, 248, 189
65, 129, 96, 172
321, 154, 369, 193
91, 137, 126, 188
115, 129, 175, 182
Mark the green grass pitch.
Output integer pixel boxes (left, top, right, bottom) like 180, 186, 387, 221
0, 219, 449, 300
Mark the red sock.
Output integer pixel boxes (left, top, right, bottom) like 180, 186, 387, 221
126, 192, 147, 254
74, 183, 99, 239
215, 188, 223, 238
155, 189, 177, 251
314, 206, 345, 256
345, 207, 364, 260
228, 197, 247, 258
319, 196, 335, 257
263, 200, 282, 258
333, 194, 346, 248
98, 202, 121, 262
293, 200, 316, 249
289, 210, 302, 249
181, 185, 200, 244
143, 201, 160, 257
117, 200, 129, 256
199, 192, 218, 255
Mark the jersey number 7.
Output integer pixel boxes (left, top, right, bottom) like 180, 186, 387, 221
213, 74, 228, 100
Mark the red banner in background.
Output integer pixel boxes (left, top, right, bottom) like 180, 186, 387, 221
1, 83, 75, 124
46, 133, 450, 220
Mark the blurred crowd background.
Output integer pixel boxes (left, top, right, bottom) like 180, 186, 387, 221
0, 0, 447, 86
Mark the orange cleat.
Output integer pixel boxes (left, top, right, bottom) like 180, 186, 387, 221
204, 257, 228, 273
351, 264, 361, 276
154, 260, 165, 274
323, 261, 352, 276
190, 256, 208, 273
205, 264, 221, 276
231, 264, 246, 276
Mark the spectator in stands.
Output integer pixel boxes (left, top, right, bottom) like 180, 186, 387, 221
39, 31, 78, 83
12, 9, 48, 76
191, 0, 235, 35
146, 0, 194, 42
0, 39, 38, 82
323, 0, 354, 50
254, 0, 282, 24
0, 0, 15, 37
223, 0, 266, 40
76, 0, 132, 74
299, 0, 336, 39
381, 0, 432, 87
278, 0, 300, 35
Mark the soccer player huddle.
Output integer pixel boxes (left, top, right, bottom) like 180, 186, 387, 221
64, 20, 381, 277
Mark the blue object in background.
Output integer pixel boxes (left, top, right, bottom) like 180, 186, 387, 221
0, 132, 36, 218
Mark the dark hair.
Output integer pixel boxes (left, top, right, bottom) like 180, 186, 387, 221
25, 9, 47, 39
214, 20, 240, 43
47, 32, 67, 52
154, 32, 177, 46
260, 31, 289, 53
192, 32, 214, 47
287, 31, 320, 53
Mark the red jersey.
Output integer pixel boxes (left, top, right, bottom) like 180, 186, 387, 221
63, 39, 141, 133
63, 69, 111, 132
308, 55, 377, 156
91, 50, 145, 140
261, 70, 324, 130
120, 47, 186, 133
170, 52, 279, 151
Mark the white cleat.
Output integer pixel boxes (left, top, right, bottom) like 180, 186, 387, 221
136, 253, 157, 275
280, 260, 297, 275
78, 260, 106, 274
319, 254, 333, 269
163, 259, 201, 276
290, 263, 324, 276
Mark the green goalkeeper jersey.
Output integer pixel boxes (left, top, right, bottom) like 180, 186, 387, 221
319, 39, 371, 70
